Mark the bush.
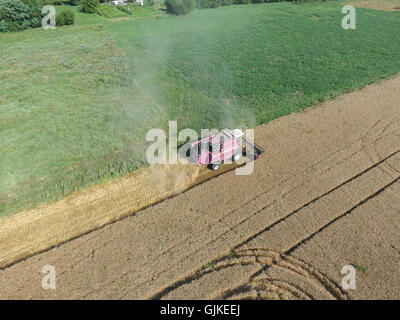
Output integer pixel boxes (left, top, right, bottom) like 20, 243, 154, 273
81, 0, 99, 13
56, 9, 74, 26
56, 11, 64, 24
0, 0, 42, 32
64, 10, 75, 24
252, 0, 264, 3
165, 0, 194, 15
68, 0, 80, 5
233, 0, 250, 4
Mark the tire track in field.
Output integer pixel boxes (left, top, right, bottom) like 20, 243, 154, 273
146, 136, 400, 300
237, 147, 400, 249
222, 278, 314, 300
151, 163, 399, 298
217, 118, 400, 232
151, 248, 348, 300
361, 117, 400, 177
284, 176, 400, 256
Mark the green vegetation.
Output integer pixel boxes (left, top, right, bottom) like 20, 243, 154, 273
1, 3, 400, 216
96, 5, 128, 18
96, 4, 160, 19
165, 0, 195, 15
169, 0, 341, 15
0, 0, 79, 32
81, 0, 100, 13
352, 262, 368, 273
56, 9, 75, 25
115, 5, 133, 16
123, 4, 162, 18
111, 4, 400, 127
0, 0, 42, 32
194, 0, 298, 10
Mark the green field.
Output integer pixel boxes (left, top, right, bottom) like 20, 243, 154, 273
1, 2, 400, 216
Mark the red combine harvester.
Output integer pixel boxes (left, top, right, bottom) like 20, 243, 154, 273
187, 129, 264, 171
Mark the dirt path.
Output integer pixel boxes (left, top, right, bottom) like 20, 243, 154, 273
1, 74, 400, 299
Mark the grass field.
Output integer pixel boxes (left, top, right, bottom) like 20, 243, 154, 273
1, 2, 400, 216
